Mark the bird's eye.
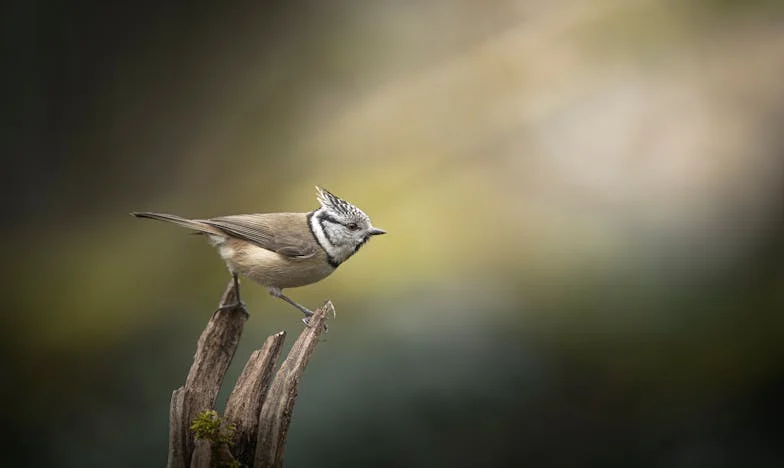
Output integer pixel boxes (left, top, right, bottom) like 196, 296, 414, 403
347, 222, 359, 231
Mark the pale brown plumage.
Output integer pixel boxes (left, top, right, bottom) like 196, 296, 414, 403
131, 212, 335, 289
204, 213, 319, 259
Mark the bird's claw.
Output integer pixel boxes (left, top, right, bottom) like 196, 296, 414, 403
302, 316, 329, 333
216, 301, 248, 316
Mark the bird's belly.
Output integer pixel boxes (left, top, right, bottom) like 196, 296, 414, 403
223, 244, 335, 289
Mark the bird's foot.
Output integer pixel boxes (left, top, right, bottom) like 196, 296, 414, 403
216, 301, 248, 317
302, 316, 329, 333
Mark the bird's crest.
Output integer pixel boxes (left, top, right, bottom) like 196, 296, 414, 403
315, 186, 366, 218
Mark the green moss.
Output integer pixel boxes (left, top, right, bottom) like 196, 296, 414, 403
190, 410, 241, 468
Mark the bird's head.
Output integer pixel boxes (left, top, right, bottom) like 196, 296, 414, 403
310, 186, 386, 266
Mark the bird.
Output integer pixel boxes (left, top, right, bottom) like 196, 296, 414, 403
132, 186, 386, 323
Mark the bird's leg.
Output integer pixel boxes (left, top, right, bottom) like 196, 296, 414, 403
268, 287, 332, 332
217, 273, 247, 314
233, 272, 242, 303
268, 287, 312, 318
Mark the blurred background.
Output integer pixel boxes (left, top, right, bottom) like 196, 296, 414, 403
2, 0, 783, 466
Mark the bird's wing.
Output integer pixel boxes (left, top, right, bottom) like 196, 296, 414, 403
202, 213, 318, 258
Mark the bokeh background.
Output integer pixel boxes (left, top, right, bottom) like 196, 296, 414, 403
2, 0, 784, 466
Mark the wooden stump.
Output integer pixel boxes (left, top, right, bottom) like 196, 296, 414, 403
166, 279, 332, 468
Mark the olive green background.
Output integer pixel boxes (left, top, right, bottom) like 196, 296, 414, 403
2, 1, 783, 466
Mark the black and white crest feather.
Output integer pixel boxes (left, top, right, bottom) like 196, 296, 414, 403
316, 186, 369, 219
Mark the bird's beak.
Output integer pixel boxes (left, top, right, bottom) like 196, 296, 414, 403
369, 227, 387, 236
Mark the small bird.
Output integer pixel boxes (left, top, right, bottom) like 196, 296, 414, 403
132, 187, 386, 322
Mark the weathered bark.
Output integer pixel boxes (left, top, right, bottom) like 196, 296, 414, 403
224, 331, 287, 466
255, 301, 333, 468
188, 439, 212, 468
166, 278, 332, 467
167, 281, 247, 468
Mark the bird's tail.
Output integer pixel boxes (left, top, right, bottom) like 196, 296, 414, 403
131, 212, 221, 235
